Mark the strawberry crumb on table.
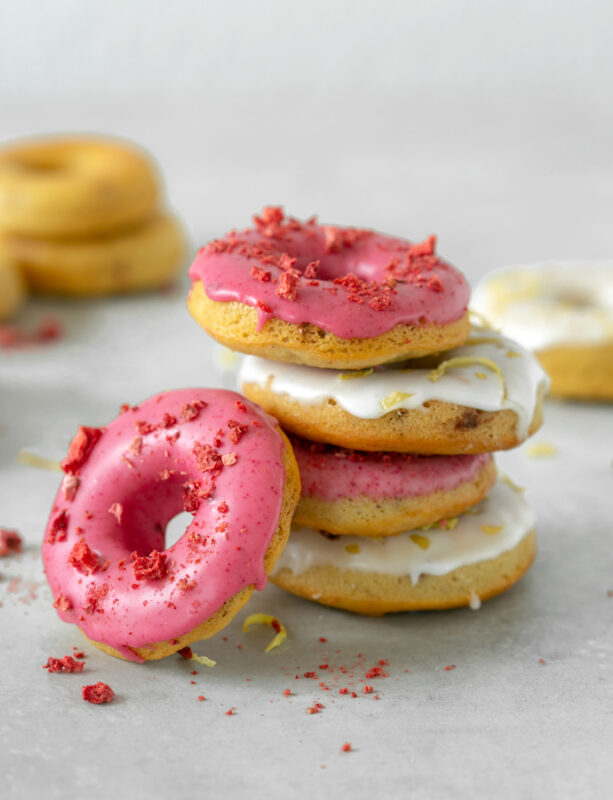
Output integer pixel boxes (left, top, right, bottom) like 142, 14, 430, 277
82, 682, 114, 704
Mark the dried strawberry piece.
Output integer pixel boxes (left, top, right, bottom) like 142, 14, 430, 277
83, 583, 109, 614
178, 646, 193, 660
277, 271, 298, 301
407, 234, 436, 258
324, 226, 343, 253
217, 501, 229, 515
304, 260, 320, 278
368, 295, 392, 311
0, 528, 22, 556
278, 252, 298, 271
161, 413, 177, 429
43, 655, 84, 673
134, 420, 156, 436
61, 474, 80, 501
256, 300, 273, 314
131, 550, 167, 581
61, 427, 103, 475
48, 510, 69, 544
192, 442, 223, 473
235, 400, 247, 413
181, 400, 207, 422
82, 682, 114, 704
250, 266, 272, 282
177, 578, 196, 591
253, 206, 285, 237
227, 420, 249, 444
183, 481, 204, 513
68, 541, 100, 575
108, 503, 123, 525
53, 594, 72, 612
221, 452, 237, 466
427, 275, 444, 292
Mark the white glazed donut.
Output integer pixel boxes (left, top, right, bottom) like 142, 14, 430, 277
473, 262, 613, 400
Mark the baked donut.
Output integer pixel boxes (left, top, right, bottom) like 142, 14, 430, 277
473, 262, 613, 401
0, 136, 159, 239
4, 213, 185, 296
272, 478, 536, 614
0, 247, 26, 319
239, 327, 549, 454
42, 389, 300, 662
187, 207, 471, 369
292, 435, 496, 536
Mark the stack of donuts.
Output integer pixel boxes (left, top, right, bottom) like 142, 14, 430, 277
0, 135, 185, 315
188, 208, 550, 615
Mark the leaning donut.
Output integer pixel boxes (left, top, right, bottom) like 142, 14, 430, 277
188, 207, 471, 369
42, 389, 300, 662
0, 136, 159, 239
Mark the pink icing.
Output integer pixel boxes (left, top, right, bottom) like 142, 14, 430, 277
42, 389, 287, 662
188, 207, 470, 340
292, 437, 492, 501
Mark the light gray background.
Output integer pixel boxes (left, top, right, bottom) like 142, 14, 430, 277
1, 2, 612, 799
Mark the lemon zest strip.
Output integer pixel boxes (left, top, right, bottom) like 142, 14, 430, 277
481, 524, 503, 535
380, 391, 414, 411
16, 450, 62, 471
410, 534, 430, 550
191, 653, 216, 667
340, 368, 374, 380
427, 356, 507, 399
243, 613, 287, 653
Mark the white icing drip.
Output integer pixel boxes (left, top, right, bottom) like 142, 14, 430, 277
273, 478, 534, 585
473, 262, 613, 351
239, 328, 549, 439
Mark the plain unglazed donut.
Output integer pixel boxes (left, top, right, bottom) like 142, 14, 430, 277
41, 389, 300, 662
0, 136, 159, 239
187, 207, 471, 369
0, 245, 27, 319
4, 213, 186, 296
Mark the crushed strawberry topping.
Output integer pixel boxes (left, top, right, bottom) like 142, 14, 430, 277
0, 528, 22, 556
61, 474, 80, 501
61, 427, 103, 475
53, 594, 72, 612
108, 503, 123, 525
277, 271, 298, 301
82, 682, 114, 704
192, 442, 223, 473
227, 420, 248, 444
68, 541, 100, 575
131, 550, 167, 581
44, 655, 84, 673
48, 511, 69, 544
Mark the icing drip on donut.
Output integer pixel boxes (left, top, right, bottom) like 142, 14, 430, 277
239, 327, 550, 439
42, 389, 287, 662
188, 207, 470, 339
273, 478, 534, 583
291, 437, 492, 501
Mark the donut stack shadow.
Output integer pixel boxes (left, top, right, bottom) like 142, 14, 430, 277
235, 323, 549, 616
0, 135, 186, 309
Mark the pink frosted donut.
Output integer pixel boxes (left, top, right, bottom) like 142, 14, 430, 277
291, 436, 496, 536
42, 389, 300, 662
187, 207, 471, 368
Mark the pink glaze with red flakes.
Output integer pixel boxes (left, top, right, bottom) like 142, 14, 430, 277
292, 437, 492, 502
188, 207, 470, 340
42, 389, 287, 662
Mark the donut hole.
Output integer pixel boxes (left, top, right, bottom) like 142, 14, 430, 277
165, 511, 193, 548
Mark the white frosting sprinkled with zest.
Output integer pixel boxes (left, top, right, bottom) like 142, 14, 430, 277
273, 478, 534, 584
239, 327, 549, 438
473, 262, 613, 351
